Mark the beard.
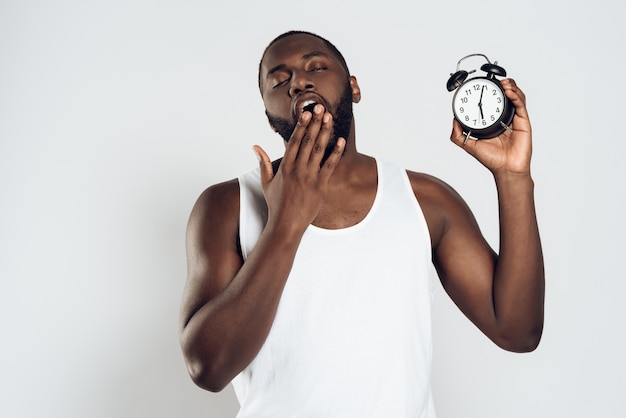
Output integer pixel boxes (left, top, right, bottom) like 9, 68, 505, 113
265, 82, 353, 164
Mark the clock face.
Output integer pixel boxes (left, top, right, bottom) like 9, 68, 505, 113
452, 77, 510, 136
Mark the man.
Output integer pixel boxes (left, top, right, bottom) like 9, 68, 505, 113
179, 30, 544, 417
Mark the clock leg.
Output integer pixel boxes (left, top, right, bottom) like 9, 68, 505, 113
464, 131, 472, 145
500, 121, 513, 133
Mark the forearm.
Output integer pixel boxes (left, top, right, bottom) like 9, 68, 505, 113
181, 224, 303, 391
492, 172, 545, 351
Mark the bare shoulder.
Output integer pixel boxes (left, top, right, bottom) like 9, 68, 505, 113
187, 178, 241, 257
406, 170, 454, 197
187, 179, 240, 253
405, 170, 476, 250
190, 179, 240, 223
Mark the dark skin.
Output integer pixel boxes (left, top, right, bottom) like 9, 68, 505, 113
179, 34, 545, 392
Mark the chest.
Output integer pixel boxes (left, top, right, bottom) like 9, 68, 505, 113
312, 182, 378, 229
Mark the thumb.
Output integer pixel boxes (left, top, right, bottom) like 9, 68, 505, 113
253, 145, 274, 185
450, 119, 466, 147
450, 119, 476, 154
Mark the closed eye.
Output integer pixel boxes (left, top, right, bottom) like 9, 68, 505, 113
272, 78, 290, 89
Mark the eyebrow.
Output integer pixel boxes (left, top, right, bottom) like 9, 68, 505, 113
265, 51, 330, 80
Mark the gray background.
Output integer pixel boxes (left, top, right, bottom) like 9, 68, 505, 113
2, 0, 625, 416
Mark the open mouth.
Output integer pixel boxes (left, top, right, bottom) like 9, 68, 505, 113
293, 93, 326, 117
302, 101, 317, 114
297, 99, 318, 115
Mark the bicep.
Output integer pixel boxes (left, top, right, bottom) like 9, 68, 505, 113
434, 204, 497, 325
417, 176, 499, 330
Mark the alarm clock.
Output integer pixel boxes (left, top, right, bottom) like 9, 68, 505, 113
447, 53, 515, 140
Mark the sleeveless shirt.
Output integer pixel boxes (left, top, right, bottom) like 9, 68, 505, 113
233, 157, 437, 417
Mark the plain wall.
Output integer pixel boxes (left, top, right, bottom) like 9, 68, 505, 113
1, 0, 625, 416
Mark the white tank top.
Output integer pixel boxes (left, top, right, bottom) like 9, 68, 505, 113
234, 157, 437, 417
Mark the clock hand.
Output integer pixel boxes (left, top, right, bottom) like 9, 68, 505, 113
478, 85, 485, 120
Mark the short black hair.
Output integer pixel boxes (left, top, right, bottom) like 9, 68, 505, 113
258, 30, 350, 95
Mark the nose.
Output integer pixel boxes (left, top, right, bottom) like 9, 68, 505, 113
289, 70, 314, 97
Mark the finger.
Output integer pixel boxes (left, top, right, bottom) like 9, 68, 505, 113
297, 104, 325, 165
253, 145, 274, 186
284, 110, 312, 163
501, 78, 529, 120
449, 118, 465, 147
308, 111, 332, 167
319, 137, 345, 180
501, 78, 525, 99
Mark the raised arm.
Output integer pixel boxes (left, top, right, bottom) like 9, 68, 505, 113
179, 105, 345, 391
424, 79, 544, 352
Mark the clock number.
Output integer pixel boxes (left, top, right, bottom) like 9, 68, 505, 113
454, 82, 509, 131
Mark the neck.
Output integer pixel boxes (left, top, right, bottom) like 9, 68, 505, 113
327, 118, 362, 175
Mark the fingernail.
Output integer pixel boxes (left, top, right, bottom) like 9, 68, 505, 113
252, 146, 261, 162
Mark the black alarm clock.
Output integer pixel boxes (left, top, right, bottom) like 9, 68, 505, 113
447, 54, 515, 140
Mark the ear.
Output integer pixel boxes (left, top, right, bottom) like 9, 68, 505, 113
349, 76, 361, 103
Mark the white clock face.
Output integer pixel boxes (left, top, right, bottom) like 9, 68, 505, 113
452, 78, 507, 130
